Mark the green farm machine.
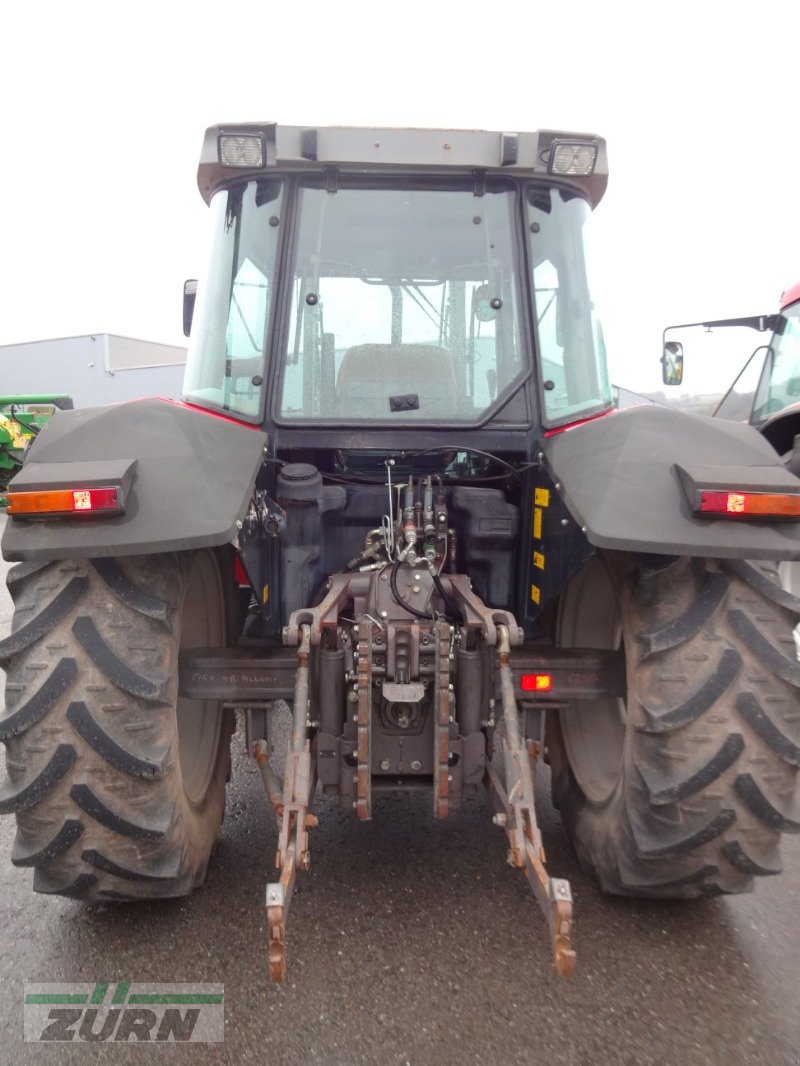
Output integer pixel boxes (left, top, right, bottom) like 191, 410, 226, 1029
0, 396, 73, 504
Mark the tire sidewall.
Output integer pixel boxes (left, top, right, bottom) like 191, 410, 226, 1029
549, 550, 643, 885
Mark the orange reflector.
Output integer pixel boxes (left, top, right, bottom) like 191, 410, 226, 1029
7, 486, 123, 517
699, 490, 800, 519
520, 672, 553, 693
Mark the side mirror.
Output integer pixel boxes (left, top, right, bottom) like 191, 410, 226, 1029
662, 340, 684, 386
472, 283, 499, 323
183, 279, 198, 338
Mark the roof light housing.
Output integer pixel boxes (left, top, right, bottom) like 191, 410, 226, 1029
218, 133, 265, 168
547, 139, 598, 176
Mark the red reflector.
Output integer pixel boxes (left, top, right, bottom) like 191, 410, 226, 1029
73, 488, 120, 511
520, 672, 553, 693
7, 486, 123, 517
234, 557, 249, 585
699, 490, 800, 519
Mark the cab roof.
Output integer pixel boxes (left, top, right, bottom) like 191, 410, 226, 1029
197, 122, 608, 208
780, 281, 800, 310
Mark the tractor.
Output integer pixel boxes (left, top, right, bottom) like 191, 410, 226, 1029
1, 124, 799, 982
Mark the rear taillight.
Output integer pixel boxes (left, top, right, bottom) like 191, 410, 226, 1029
6, 486, 124, 517
698, 490, 800, 519
520, 672, 553, 693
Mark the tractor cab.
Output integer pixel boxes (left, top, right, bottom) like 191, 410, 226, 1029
183, 124, 612, 440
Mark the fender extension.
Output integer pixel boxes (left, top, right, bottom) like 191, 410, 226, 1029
542, 405, 800, 561
1, 399, 267, 562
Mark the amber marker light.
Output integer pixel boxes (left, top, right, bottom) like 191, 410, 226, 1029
6, 487, 123, 517
698, 490, 800, 519
520, 672, 553, 693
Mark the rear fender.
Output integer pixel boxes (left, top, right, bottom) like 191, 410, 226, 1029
1, 399, 267, 562
542, 406, 800, 560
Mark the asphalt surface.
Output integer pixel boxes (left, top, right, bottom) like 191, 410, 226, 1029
0, 517, 798, 1065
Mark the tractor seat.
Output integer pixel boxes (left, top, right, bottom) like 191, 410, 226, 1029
336, 343, 457, 418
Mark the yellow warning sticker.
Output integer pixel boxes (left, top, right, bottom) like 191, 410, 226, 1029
530, 584, 541, 604
262, 585, 270, 604
533, 551, 545, 570
533, 508, 543, 540
534, 487, 550, 508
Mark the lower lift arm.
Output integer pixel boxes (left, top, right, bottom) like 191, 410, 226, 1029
485, 625, 576, 977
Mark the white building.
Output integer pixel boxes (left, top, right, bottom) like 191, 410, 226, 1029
0, 334, 186, 408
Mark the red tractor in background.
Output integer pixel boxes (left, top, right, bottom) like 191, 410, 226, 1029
664, 281, 800, 642
663, 281, 800, 449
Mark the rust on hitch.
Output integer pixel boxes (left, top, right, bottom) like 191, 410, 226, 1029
484, 624, 577, 978
264, 623, 318, 983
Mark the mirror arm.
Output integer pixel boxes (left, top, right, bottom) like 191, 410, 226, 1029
183, 279, 198, 338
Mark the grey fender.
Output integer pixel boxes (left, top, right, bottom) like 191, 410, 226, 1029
1, 398, 267, 562
542, 405, 800, 560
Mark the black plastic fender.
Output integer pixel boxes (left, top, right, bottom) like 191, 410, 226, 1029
542, 405, 800, 560
1, 399, 267, 562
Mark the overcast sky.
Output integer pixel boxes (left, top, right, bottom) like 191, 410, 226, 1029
2, 0, 799, 396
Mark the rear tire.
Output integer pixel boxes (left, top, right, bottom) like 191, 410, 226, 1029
0, 551, 234, 899
549, 553, 800, 897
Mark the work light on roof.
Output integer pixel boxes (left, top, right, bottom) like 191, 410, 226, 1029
548, 140, 598, 177
218, 134, 265, 168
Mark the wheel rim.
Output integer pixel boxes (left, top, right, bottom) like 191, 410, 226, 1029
557, 557, 626, 805
176, 551, 225, 805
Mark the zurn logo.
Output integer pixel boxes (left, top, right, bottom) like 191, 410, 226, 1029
23, 983, 224, 1042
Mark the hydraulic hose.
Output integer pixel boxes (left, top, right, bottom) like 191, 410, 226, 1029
431, 571, 464, 627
